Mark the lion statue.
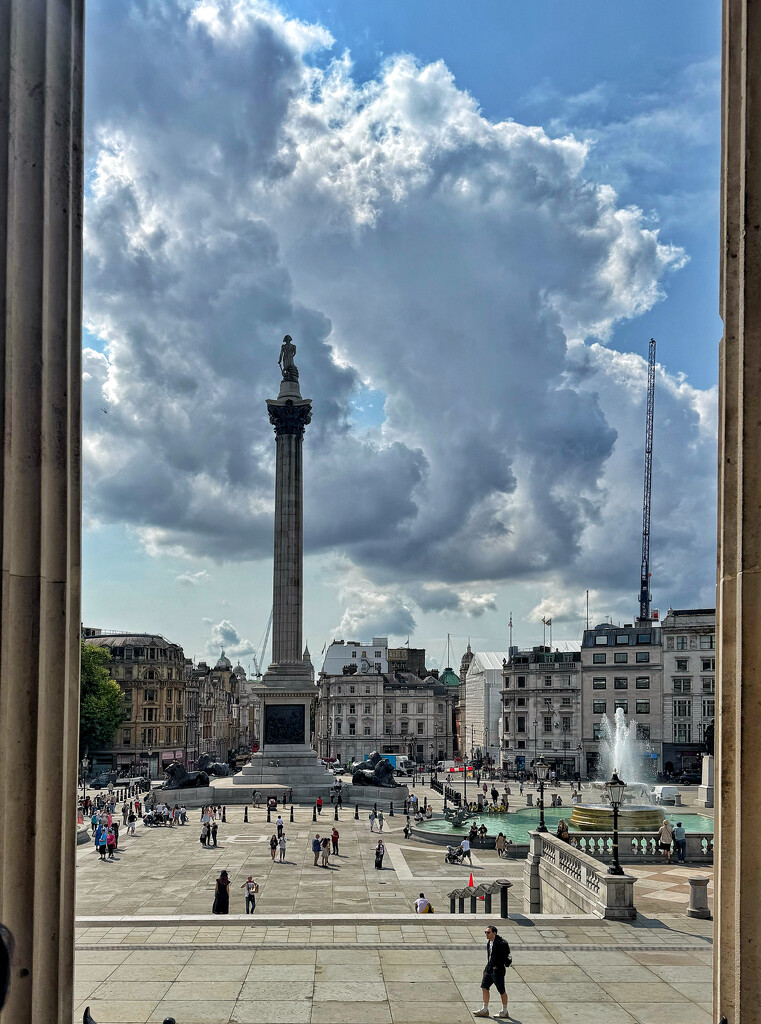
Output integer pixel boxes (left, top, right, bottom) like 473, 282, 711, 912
162, 762, 210, 790
197, 752, 232, 777
351, 750, 399, 788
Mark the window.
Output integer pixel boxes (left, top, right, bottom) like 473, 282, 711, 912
417, 703, 424, 714
542, 740, 551, 749
561, 696, 571, 705
400, 721, 408, 734
593, 677, 606, 689
165, 707, 172, 721
349, 722, 356, 735
543, 715, 552, 732
593, 653, 606, 664
635, 651, 650, 663
674, 722, 692, 743
616, 633, 629, 645
637, 633, 651, 644
561, 716, 571, 732
676, 659, 689, 672
375, 650, 382, 658
614, 699, 628, 713
385, 703, 392, 714
700, 634, 715, 650
142, 708, 154, 722
350, 686, 355, 694
364, 704, 371, 714
517, 676, 526, 688
635, 677, 650, 689
676, 636, 688, 650
337, 703, 343, 713
336, 721, 342, 735
517, 740, 526, 749
503, 716, 509, 732
635, 700, 650, 714
593, 723, 603, 739
125, 647, 133, 660
673, 699, 692, 718
144, 688, 157, 702
595, 635, 608, 645
517, 715, 526, 732
166, 689, 172, 702
366, 686, 371, 693
124, 667, 133, 679
636, 724, 650, 740
614, 677, 628, 689
362, 651, 366, 658
337, 687, 342, 694
364, 725, 371, 736
544, 676, 552, 686
384, 723, 391, 734
702, 699, 715, 718
165, 727, 171, 744
593, 700, 607, 714
702, 677, 715, 693
702, 658, 716, 672
543, 697, 552, 707
349, 703, 356, 715
673, 678, 692, 693
416, 721, 424, 734
401, 702, 408, 714
438, 703, 444, 712
122, 730, 131, 745
562, 741, 571, 750
614, 652, 628, 664
351, 651, 356, 658
176, 727, 183, 743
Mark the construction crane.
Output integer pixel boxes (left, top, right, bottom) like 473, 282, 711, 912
252, 607, 273, 678
638, 339, 656, 623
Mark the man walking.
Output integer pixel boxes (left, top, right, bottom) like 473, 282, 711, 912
276, 815, 284, 838
312, 834, 321, 866
473, 924, 511, 1018
241, 876, 258, 914
460, 836, 472, 864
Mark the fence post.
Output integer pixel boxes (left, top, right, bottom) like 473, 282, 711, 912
355, 804, 359, 820
500, 884, 509, 919
450, 896, 456, 913
484, 892, 492, 914
244, 806, 248, 823
389, 802, 394, 816
312, 805, 317, 822
458, 896, 465, 914
334, 805, 339, 821
290, 805, 294, 822
686, 877, 711, 919
470, 894, 477, 913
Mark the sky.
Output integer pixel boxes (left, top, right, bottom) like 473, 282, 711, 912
81, 0, 721, 671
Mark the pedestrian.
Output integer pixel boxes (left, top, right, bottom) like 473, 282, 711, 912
276, 815, 284, 837
200, 823, 209, 846
90, 811, 98, 835
495, 833, 507, 858
320, 835, 330, 867
270, 834, 278, 861
95, 824, 107, 859
414, 892, 431, 913
135, 798, 141, 818
122, 801, 129, 825
473, 924, 511, 1018
336, 790, 343, 809
658, 819, 674, 864
312, 834, 321, 866
279, 833, 287, 862
241, 875, 258, 913
316, 796, 323, 815
519, 781, 524, 797
460, 836, 473, 864
112, 820, 120, 850
377, 811, 384, 832
369, 809, 376, 831
673, 821, 687, 863
212, 869, 230, 914
181, 805, 187, 825
106, 827, 116, 859
491, 786, 499, 805
331, 826, 339, 856
127, 809, 136, 836
211, 821, 218, 847
374, 839, 385, 870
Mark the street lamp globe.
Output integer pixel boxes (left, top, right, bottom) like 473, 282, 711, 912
605, 770, 626, 807
535, 756, 549, 782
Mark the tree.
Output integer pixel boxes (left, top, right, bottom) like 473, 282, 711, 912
80, 642, 126, 756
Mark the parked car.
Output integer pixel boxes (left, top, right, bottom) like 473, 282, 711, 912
678, 769, 702, 785
650, 784, 680, 804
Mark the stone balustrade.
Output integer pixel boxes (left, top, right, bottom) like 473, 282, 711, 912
524, 832, 636, 919
571, 830, 713, 863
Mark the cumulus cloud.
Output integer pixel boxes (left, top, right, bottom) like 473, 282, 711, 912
204, 619, 256, 661
81, 0, 716, 627
175, 570, 211, 586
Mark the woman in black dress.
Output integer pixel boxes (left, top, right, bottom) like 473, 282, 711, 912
212, 870, 230, 914
374, 839, 385, 869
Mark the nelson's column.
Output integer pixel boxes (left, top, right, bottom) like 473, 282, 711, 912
236, 337, 332, 796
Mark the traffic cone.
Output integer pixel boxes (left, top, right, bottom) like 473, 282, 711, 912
468, 872, 474, 887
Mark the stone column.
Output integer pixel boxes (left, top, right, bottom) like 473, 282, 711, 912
0, 1, 84, 1022
266, 384, 312, 669
717, 3, 761, 1021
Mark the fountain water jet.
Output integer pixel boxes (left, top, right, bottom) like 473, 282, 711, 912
571, 708, 663, 831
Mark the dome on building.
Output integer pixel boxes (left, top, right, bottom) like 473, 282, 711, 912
440, 666, 460, 687
234, 662, 246, 679
215, 649, 232, 670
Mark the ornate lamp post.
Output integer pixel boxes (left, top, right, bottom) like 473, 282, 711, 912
535, 755, 549, 832
605, 770, 626, 875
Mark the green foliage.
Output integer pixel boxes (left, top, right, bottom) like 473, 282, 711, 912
80, 642, 126, 754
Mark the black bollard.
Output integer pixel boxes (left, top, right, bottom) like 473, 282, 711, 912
334, 804, 339, 821
290, 804, 294, 822
354, 804, 359, 820
312, 804, 317, 822
222, 806, 226, 822
450, 896, 456, 913
389, 802, 394, 817
424, 797, 427, 811
267, 807, 271, 823
244, 806, 248, 823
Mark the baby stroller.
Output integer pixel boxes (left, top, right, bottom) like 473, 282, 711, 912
445, 844, 465, 865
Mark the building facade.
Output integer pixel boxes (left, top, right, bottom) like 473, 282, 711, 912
388, 647, 426, 676
315, 670, 457, 765
83, 629, 187, 778
186, 651, 244, 763
463, 652, 509, 765
660, 608, 715, 774
580, 622, 663, 779
501, 646, 583, 778
321, 637, 388, 676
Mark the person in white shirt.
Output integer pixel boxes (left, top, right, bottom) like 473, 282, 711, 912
414, 892, 431, 913
460, 837, 472, 864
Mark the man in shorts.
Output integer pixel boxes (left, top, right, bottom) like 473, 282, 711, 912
473, 924, 510, 1018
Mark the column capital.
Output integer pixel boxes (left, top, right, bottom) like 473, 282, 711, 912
267, 398, 312, 438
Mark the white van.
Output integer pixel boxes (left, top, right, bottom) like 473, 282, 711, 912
651, 785, 680, 804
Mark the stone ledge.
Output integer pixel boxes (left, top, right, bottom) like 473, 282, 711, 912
74, 912, 603, 928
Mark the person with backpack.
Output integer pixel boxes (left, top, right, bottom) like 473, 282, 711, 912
241, 875, 258, 913
473, 924, 511, 1018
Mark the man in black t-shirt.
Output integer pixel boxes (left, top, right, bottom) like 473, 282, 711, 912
473, 924, 511, 1018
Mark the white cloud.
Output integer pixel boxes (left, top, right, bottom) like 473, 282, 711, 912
204, 619, 256, 660
175, 570, 211, 586
81, 0, 716, 629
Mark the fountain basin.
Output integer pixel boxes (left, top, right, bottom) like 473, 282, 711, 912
570, 803, 662, 832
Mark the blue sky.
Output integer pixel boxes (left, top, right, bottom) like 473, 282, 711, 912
81, 0, 720, 668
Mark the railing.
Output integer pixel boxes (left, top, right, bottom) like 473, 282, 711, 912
571, 831, 714, 863
524, 832, 635, 919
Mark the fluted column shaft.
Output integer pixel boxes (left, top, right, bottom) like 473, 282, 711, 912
0, 1, 83, 1021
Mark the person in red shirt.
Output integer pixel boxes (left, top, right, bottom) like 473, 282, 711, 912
331, 827, 339, 856
316, 796, 323, 815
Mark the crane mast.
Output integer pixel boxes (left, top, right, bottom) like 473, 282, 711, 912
638, 339, 656, 623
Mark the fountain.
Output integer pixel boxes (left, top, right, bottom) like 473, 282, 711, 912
570, 708, 662, 831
